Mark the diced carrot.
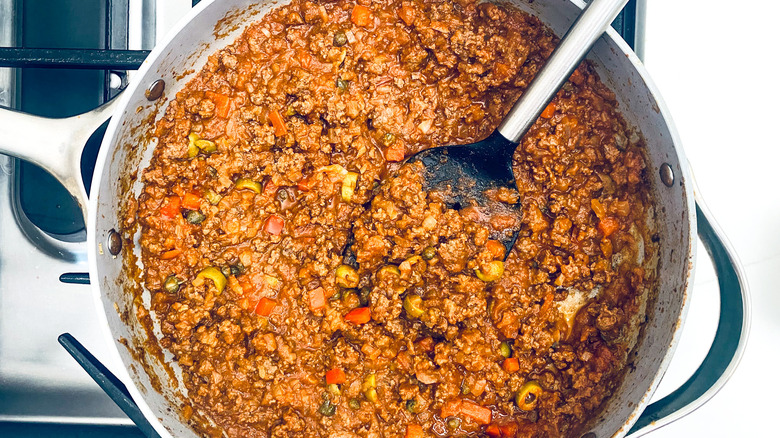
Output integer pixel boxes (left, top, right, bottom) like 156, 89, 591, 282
385, 140, 405, 162
485, 424, 502, 438
160, 249, 182, 260
485, 240, 505, 260
459, 400, 492, 425
405, 424, 425, 438
269, 109, 287, 137
540, 291, 555, 316
309, 286, 326, 311
254, 297, 276, 316
598, 217, 620, 237
417, 336, 434, 352
297, 49, 312, 70
205, 91, 231, 118
540, 102, 556, 119
181, 193, 201, 210
264, 214, 285, 235
325, 368, 346, 385
440, 399, 462, 418
502, 357, 520, 373
351, 5, 373, 27
344, 307, 371, 324
398, 5, 416, 26
160, 196, 181, 219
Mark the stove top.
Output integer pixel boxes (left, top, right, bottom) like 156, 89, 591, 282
0, 0, 645, 435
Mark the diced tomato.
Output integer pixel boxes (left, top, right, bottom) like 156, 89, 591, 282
308, 286, 326, 312
485, 240, 505, 260
325, 368, 346, 385
598, 217, 620, 237
205, 91, 231, 118
500, 423, 519, 437
398, 5, 416, 26
254, 297, 276, 316
459, 400, 492, 425
297, 49, 312, 70
263, 179, 279, 196
440, 399, 462, 418
344, 307, 371, 324
351, 5, 372, 27
160, 196, 181, 219
502, 357, 520, 373
385, 140, 405, 162
540, 102, 557, 119
264, 214, 285, 235
181, 193, 201, 210
160, 249, 182, 260
405, 424, 425, 438
485, 424, 502, 438
269, 109, 287, 137
297, 176, 315, 192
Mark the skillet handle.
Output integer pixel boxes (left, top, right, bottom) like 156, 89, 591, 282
625, 196, 751, 436
0, 98, 120, 221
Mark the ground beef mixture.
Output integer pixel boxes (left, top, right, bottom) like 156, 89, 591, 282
132, 0, 653, 436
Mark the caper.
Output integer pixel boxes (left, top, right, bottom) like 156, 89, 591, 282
230, 262, 245, 276
382, 132, 396, 146
221, 266, 232, 278
204, 188, 222, 205
405, 399, 417, 413
163, 275, 180, 294
318, 399, 337, 417
499, 341, 511, 358
276, 188, 288, 202
421, 246, 436, 260
333, 31, 348, 47
358, 286, 371, 306
447, 417, 461, 430
186, 210, 206, 224
348, 398, 361, 410
336, 77, 350, 93
330, 290, 343, 301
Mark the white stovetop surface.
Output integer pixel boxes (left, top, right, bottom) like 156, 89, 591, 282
643, 0, 779, 436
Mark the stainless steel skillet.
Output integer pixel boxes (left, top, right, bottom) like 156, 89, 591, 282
0, 0, 750, 437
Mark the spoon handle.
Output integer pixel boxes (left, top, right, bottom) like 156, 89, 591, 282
497, 0, 629, 143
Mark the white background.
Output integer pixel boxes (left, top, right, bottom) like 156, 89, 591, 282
643, 1, 779, 436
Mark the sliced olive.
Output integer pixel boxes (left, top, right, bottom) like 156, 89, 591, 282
187, 133, 200, 158
186, 210, 206, 224
195, 139, 217, 154
341, 172, 358, 203
204, 189, 222, 205
163, 275, 180, 294
318, 399, 336, 417
195, 267, 227, 294
403, 295, 424, 318
499, 341, 511, 358
235, 178, 262, 193
377, 265, 401, 281
333, 31, 348, 47
476, 260, 505, 282
515, 381, 543, 411
364, 387, 378, 403
421, 246, 436, 260
327, 383, 341, 396
335, 264, 359, 288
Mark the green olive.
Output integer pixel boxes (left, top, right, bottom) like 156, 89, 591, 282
515, 381, 543, 411
403, 295, 424, 318
348, 398, 361, 410
499, 341, 511, 358
204, 189, 222, 205
405, 399, 417, 413
335, 264, 359, 288
318, 399, 336, 417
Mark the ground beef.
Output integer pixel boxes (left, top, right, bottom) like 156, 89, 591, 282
133, 0, 653, 437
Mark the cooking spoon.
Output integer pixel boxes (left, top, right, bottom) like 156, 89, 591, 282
404, 0, 629, 252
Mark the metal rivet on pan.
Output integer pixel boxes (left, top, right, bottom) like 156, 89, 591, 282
145, 79, 165, 101
580, 433, 597, 438
659, 163, 675, 187
107, 229, 122, 256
